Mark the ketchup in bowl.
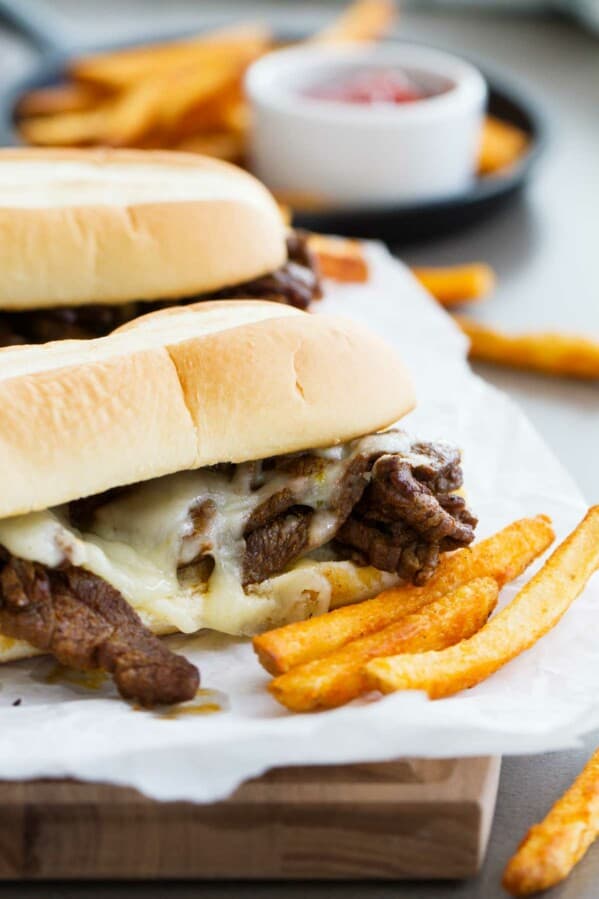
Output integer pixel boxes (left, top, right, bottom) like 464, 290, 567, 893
246, 44, 486, 206
302, 67, 443, 105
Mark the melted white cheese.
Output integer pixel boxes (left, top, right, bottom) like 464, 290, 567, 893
0, 430, 423, 636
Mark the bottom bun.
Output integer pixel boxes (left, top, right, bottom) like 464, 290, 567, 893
0, 561, 399, 665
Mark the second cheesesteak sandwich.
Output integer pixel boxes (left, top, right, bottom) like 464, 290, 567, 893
0, 148, 321, 346
0, 300, 476, 705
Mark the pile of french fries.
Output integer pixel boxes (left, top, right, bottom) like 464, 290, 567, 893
254, 508, 599, 891
15, 0, 395, 161
17, 23, 272, 159
15, 0, 527, 180
254, 509, 599, 710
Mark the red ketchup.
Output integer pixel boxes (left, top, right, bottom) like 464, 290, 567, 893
303, 68, 429, 105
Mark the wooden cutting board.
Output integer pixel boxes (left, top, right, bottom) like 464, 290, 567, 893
0, 756, 500, 880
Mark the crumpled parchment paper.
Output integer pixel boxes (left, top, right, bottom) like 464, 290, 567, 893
1, 244, 596, 802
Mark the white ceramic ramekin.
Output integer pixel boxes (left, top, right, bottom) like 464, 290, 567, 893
245, 43, 487, 208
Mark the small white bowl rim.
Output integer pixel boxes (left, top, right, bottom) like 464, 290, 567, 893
246, 42, 487, 125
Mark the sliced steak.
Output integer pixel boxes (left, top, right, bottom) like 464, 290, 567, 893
211, 231, 322, 311
360, 455, 475, 544
0, 428, 475, 704
69, 486, 131, 532
0, 557, 199, 707
243, 509, 311, 586
336, 516, 442, 585
210, 261, 317, 310
409, 441, 464, 494
245, 488, 296, 535
329, 453, 371, 521
240, 433, 475, 588
336, 451, 476, 585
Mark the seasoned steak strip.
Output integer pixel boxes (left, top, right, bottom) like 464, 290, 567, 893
243, 509, 312, 586
0, 231, 321, 346
336, 516, 442, 584
211, 231, 322, 311
336, 453, 476, 585
238, 435, 476, 587
358, 455, 475, 543
0, 557, 199, 707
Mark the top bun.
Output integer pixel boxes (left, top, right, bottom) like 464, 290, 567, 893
0, 300, 415, 518
0, 148, 286, 310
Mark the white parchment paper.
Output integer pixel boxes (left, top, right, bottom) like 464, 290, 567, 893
1, 244, 597, 802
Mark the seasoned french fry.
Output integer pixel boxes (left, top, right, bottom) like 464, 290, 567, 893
101, 76, 169, 146
413, 264, 495, 306
253, 516, 554, 675
366, 507, 599, 699
16, 5, 397, 155
269, 577, 498, 711
18, 106, 113, 146
173, 131, 245, 162
69, 25, 271, 89
503, 748, 599, 895
478, 115, 529, 175
19, 24, 272, 149
159, 61, 254, 130
273, 190, 332, 212
16, 82, 102, 118
19, 79, 189, 149
308, 234, 370, 283
170, 88, 247, 141
313, 0, 397, 45
455, 315, 599, 380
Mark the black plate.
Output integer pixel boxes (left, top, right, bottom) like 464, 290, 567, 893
0, 3, 547, 244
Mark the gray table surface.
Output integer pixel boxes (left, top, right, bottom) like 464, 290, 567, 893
0, 2, 597, 897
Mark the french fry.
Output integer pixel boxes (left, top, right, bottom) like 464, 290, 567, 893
169, 87, 247, 141
101, 62, 255, 147
455, 316, 599, 380
158, 61, 255, 131
366, 507, 599, 699
478, 115, 529, 175
313, 0, 397, 45
308, 235, 370, 283
16, 82, 102, 118
503, 748, 599, 895
273, 190, 332, 213
253, 516, 554, 675
269, 577, 498, 711
173, 131, 245, 162
413, 264, 495, 306
18, 106, 113, 146
19, 80, 184, 149
69, 25, 271, 89
101, 76, 170, 146
16, 24, 273, 149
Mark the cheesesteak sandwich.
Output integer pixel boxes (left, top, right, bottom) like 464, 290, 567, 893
0, 300, 476, 705
0, 148, 320, 347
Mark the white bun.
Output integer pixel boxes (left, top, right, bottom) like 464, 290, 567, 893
0, 148, 286, 310
0, 560, 399, 663
0, 300, 415, 519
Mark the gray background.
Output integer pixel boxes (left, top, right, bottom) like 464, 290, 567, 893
0, 2, 598, 896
